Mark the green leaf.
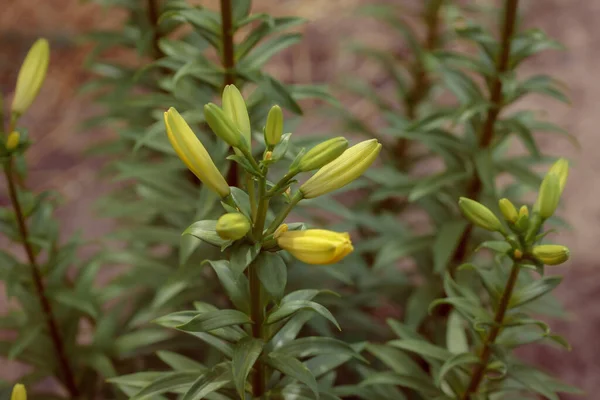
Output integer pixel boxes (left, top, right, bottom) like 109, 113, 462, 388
177, 309, 252, 332
366, 343, 428, 379
388, 339, 452, 362
446, 311, 469, 354
409, 171, 469, 202
266, 300, 340, 331
230, 243, 261, 277
229, 187, 252, 219
182, 363, 232, 400
157, 351, 206, 372
53, 289, 99, 318
184, 220, 231, 247
474, 149, 497, 195
232, 337, 264, 399
259, 75, 302, 114
242, 33, 302, 69
360, 371, 442, 398
8, 325, 42, 360
435, 352, 479, 387
267, 353, 319, 399
373, 235, 433, 270
275, 337, 363, 361
255, 252, 287, 301
509, 276, 562, 309
433, 220, 468, 273
114, 329, 172, 354
204, 260, 250, 314
131, 372, 198, 400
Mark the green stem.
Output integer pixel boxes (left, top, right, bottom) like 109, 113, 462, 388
3, 160, 79, 397
249, 261, 266, 398
450, 0, 520, 270
462, 262, 521, 399
253, 177, 270, 240
265, 192, 303, 236
247, 173, 257, 220
266, 169, 298, 197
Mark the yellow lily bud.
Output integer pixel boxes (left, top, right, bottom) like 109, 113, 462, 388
11, 384, 26, 400
222, 85, 251, 147
264, 151, 273, 161
458, 197, 504, 233
300, 139, 381, 199
297, 137, 349, 172
519, 205, 529, 218
532, 244, 570, 266
499, 198, 518, 223
6, 131, 20, 150
265, 105, 284, 146
12, 38, 50, 116
273, 223, 288, 239
534, 173, 560, 219
204, 103, 245, 149
164, 107, 230, 197
216, 213, 251, 240
277, 229, 354, 265
547, 158, 569, 193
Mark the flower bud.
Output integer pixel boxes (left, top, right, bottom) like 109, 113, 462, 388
534, 173, 561, 219
548, 158, 569, 194
222, 85, 251, 147
532, 244, 570, 266
519, 205, 529, 218
499, 198, 518, 223
204, 103, 245, 149
216, 213, 251, 240
273, 223, 288, 239
300, 139, 381, 199
264, 151, 272, 161
297, 137, 349, 172
11, 384, 26, 400
5, 131, 20, 151
12, 38, 49, 116
458, 197, 504, 233
265, 105, 283, 146
277, 229, 354, 265
164, 107, 230, 198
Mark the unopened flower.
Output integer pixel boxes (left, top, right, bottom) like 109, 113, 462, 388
297, 137, 348, 172
164, 107, 230, 198
273, 223, 288, 239
532, 244, 570, 266
277, 229, 353, 265
548, 158, 569, 193
499, 198, 518, 223
12, 38, 50, 116
216, 213, 251, 240
11, 384, 26, 400
459, 197, 504, 233
204, 103, 246, 150
222, 85, 251, 147
5, 131, 20, 150
265, 105, 283, 146
300, 139, 381, 199
534, 173, 561, 219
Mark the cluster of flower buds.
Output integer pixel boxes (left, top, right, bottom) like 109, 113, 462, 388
458, 158, 571, 267
165, 85, 381, 265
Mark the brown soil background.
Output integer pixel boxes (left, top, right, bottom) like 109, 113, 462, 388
1, 0, 599, 398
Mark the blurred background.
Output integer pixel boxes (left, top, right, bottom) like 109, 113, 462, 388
1, 0, 599, 396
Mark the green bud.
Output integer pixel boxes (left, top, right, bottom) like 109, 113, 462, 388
532, 244, 570, 266
204, 103, 245, 149
265, 105, 283, 146
498, 198, 518, 223
534, 173, 561, 219
300, 139, 381, 199
297, 137, 349, 172
458, 197, 505, 233
216, 213, 251, 240
12, 38, 49, 116
519, 205, 529, 218
222, 85, 251, 147
547, 158, 569, 193
5, 131, 20, 151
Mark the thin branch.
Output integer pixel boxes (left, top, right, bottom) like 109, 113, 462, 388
3, 161, 79, 397
462, 262, 521, 398
451, 0, 520, 269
